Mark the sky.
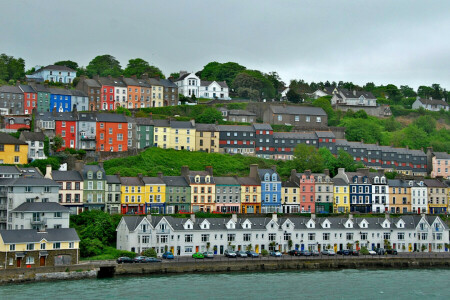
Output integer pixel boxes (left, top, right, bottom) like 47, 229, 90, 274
1, 0, 450, 89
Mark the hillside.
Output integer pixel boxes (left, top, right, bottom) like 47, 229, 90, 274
103, 147, 295, 178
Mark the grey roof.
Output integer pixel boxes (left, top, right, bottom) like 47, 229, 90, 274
171, 121, 194, 129
106, 174, 121, 184
387, 179, 411, 188
273, 132, 316, 139
253, 123, 273, 130
39, 65, 76, 72
433, 152, 450, 159
282, 180, 298, 188
120, 177, 144, 186
19, 84, 36, 93
418, 98, 449, 107
0, 228, 79, 244
186, 171, 215, 184
20, 131, 45, 141
0, 132, 27, 145
31, 84, 50, 93
83, 79, 101, 88
237, 177, 260, 186
0, 85, 23, 93
174, 73, 192, 82
339, 89, 376, 100
270, 105, 327, 116
315, 131, 336, 138
12, 202, 71, 213
195, 123, 217, 131
52, 170, 83, 181
162, 176, 189, 187
0, 165, 21, 175
82, 165, 106, 179
49, 88, 72, 96
159, 79, 178, 88
96, 113, 127, 123
142, 177, 165, 185
228, 110, 255, 116
333, 178, 348, 186
19, 167, 43, 178
423, 179, 447, 188
258, 169, 280, 181
153, 119, 171, 127
122, 216, 146, 231
78, 112, 96, 121
200, 80, 228, 88
135, 118, 154, 126
147, 78, 163, 86
214, 177, 240, 185
121, 77, 139, 86
8, 177, 59, 186
70, 89, 88, 97
217, 125, 254, 132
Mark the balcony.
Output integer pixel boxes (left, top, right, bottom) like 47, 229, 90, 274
156, 228, 170, 234
30, 218, 46, 225
0, 204, 6, 210
0, 216, 6, 222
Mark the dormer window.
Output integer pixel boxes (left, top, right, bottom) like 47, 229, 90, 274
195, 175, 200, 183
205, 176, 210, 183
271, 223, 274, 228
381, 177, 386, 184
97, 171, 102, 179
353, 177, 357, 183
271, 174, 277, 181
374, 177, 379, 184
286, 223, 290, 228
87, 172, 93, 179
265, 174, 270, 181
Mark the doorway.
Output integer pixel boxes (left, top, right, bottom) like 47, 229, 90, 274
17, 258, 21, 268
40, 256, 46, 266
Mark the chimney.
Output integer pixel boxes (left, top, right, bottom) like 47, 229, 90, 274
138, 173, 143, 180
205, 166, 213, 176
190, 213, 196, 223
179, 71, 187, 77
377, 169, 385, 176
190, 119, 195, 127
338, 168, 345, 175
271, 165, 277, 172
98, 161, 104, 169
357, 168, 369, 176
146, 214, 152, 223
249, 164, 258, 179
305, 169, 311, 176
107, 75, 112, 80
311, 213, 316, 221
353, 90, 356, 96
157, 172, 163, 179
181, 166, 189, 176
272, 213, 278, 222
44, 165, 52, 179
348, 214, 353, 220
385, 213, 390, 220
406, 145, 409, 150
290, 169, 297, 182
141, 73, 149, 80
421, 212, 426, 218
323, 169, 330, 177
74, 160, 84, 172
231, 214, 238, 223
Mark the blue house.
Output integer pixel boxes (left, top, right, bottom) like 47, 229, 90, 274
347, 169, 372, 213
26, 65, 76, 84
49, 88, 72, 112
250, 165, 281, 213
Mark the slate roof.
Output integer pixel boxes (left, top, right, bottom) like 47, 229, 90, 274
122, 216, 146, 231
417, 98, 449, 107
273, 132, 316, 139
315, 131, 336, 138
387, 179, 411, 188
96, 113, 127, 123
217, 125, 254, 132
171, 121, 194, 129
282, 180, 298, 188
78, 112, 96, 121
19, 167, 43, 178
83, 79, 101, 88
0, 228, 79, 244
237, 177, 260, 186
12, 202, 70, 213
195, 123, 217, 131
0, 133, 27, 145
142, 177, 165, 185
333, 177, 348, 186
39, 65, 76, 72
215, 177, 239, 185
49, 88, 72, 96
253, 123, 272, 130
162, 176, 189, 187
81, 165, 106, 179
52, 170, 83, 181
0, 85, 24, 93
270, 105, 327, 116
228, 109, 255, 116
200, 80, 228, 88
120, 177, 144, 186
20, 131, 45, 141
31, 84, 50, 93
153, 119, 170, 127
135, 117, 154, 126
339, 89, 376, 99
70, 89, 88, 97
175, 73, 193, 82
159, 79, 178, 88
186, 171, 215, 184
19, 84, 36, 93
433, 152, 450, 159
106, 175, 121, 184
0, 165, 21, 175
258, 169, 280, 181
423, 179, 447, 188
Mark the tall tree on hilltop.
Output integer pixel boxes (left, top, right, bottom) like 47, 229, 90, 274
86, 54, 122, 78
286, 89, 301, 103
124, 58, 165, 79
54, 60, 79, 71
0, 53, 25, 82
199, 61, 246, 87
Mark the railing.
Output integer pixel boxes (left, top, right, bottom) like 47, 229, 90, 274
31, 218, 47, 225
0, 204, 7, 210
156, 229, 171, 234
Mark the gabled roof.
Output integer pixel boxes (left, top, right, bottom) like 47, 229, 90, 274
12, 202, 71, 213
174, 73, 194, 82
121, 216, 147, 231
270, 105, 326, 116
171, 121, 194, 129
433, 152, 450, 159
37, 65, 76, 72
215, 177, 239, 185
52, 170, 83, 181
142, 177, 165, 185
106, 174, 121, 184
258, 169, 280, 181
423, 179, 447, 188
237, 176, 260, 186
0, 85, 22, 94
417, 98, 449, 107
200, 80, 228, 88
339, 89, 376, 100
153, 119, 170, 127
96, 113, 127, 123
162, 176, 189, 187
120, 177, 144, 186
135, 117, 154, 126
81, 165, 106, 179
0, 228, 79, 244
20, 131, 45, 142
49, 88, 72, 96
18, 84, 36, 93
83, 79, 101, 88
217, 125, 254, 132
159, 79, 178, 88
0, 133, 27, 145
253, 123, 272, 130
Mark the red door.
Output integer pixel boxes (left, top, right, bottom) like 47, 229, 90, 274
40, 256, 45, 266
17, 258, 21, 268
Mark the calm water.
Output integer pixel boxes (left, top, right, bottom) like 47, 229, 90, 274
1, 269, 449, 300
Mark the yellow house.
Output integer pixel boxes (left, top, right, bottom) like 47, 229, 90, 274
181, 166, 216, 212
333, 179, 350, 213
120, 176, 146, 214
143, 175, 166, 214
0, 132, 28, 164
195, 123, 219, 153
282, 181, 300, 213
170, 121, 196, 151
238, 177, 261, 214
0, 228, 80, 268
148, 78, 165, 107
153, 119, 171, 149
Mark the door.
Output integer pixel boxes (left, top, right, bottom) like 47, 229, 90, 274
17, 258, 21, 268
177, 246, 181, 255
255, 245, 259, 253
213, 246, 217, 255
195, 246, 199, 253
220, 245, 224, 254
170, 247, 174, 254
40, 256, 46, 266
301, 244, 304, 251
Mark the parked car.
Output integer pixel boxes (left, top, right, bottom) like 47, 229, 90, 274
342, 250, 351, 256
288, 250, 300, 256
133, 256, 148, 263
321, 250, 330, 255
236, 250, 248, 258
311, 250, 320, 256
351, 250, 359, 256
117, 257, 134, 264
224, 249, 237, 258
270, 251, 282, 257
386, 249, 398, 255
376, 248, 386, 255
327, 250, 336, 256
192, 252, 204, 259
368, 250, 377, 255
143, 257, 162, 263
203, 251, 214, 259
162, 252, 174, 259
301, 250, 312, 256
246, 251, 259, 258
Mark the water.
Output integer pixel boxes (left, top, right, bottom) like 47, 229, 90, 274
0, 269, 449, 300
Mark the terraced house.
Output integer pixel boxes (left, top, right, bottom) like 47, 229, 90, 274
163, 176, 191, 214
46, 166, 84, 215
80, 164, 106, 211
237, 176, 261, 214
388, 179, 411, 214
256, 165, 282, 213
143, 174, 166, 214
214, 177, 241, 213
105, 174, 121, 214
0, 133, 28, 165
182, 166, 216, 213
424, 179, 448, 214
120, 176, 145, 215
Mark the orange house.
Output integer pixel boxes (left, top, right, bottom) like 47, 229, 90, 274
96, 113, 128, 152
123, 77, 141, 109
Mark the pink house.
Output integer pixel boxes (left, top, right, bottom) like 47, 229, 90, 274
431, 152, 450, 179
296, 170, 316, 213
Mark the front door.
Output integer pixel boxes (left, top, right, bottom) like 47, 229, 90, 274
17, 258, 21, 268
196, 246, 199, 253
255, 245, 259, 253
40, 256, 46, 266
220, 245, 224, 254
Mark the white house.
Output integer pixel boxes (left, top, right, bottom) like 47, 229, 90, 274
369, 171, 389, 213
10, 202, 70, 230
174, 71, 230, 100
26, 65, 76, 84
331, 89, 377, 107
19, 131, 47, 162
116, 213, 449, 256
411, 181, 428, 214
412, 97, 449, 111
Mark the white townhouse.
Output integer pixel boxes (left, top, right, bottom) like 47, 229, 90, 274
368, 171, 389, 213
117, 214, 449, 257
19, 131, 47, 162
10, 202, 70, 230
174, 72, 230, 100
411, 180, 428, 214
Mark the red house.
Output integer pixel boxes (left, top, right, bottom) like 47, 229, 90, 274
4, 116, 31, 130
96, 113, 128, 152
97, 76, 116, 111
19, 84, 37, 115
54, 113, 77, 151
297, 170, 316, 213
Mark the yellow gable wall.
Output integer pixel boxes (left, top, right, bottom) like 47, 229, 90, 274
0, 144, 28, 164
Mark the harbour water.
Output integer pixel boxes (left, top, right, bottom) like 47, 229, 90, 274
0, 269, 449, 299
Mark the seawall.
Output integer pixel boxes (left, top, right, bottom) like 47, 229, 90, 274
1, 257, 450, 284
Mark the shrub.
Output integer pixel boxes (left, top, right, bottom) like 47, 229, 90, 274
80, 238, 104, 257
115, 250, 136, 259
360, 247, 369, 255
261, 249, 269, 256
142, 248, 157, 258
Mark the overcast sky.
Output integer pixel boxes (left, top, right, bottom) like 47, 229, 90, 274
1, 0, 450, 89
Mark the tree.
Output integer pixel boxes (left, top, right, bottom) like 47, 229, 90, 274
196, 107, 223, 124
169, 72, 180, 79
400, 85, 416, 97
28, 157, 61, 174
51, 135, 64, 152
246, 244, 253, 252
70, 210, 118, 246
288, 239, 293, 250
431, 83, 443, 99
80, 238, 104, 257
199, 61, 246, 88
124, 58, 165, 79
286, 89, 301, 103
318, 147, 337, 176
413, 115, 436, 134
54, 60, 79, 71
336, 149, 363, 172
293, 144, 324, 173
0, 53, 25, 82
237, 87, 260, 100
313, 97, 335, 122
142, 248, 157, 258
261, 249, 269, 256
341, 118, 383, 144
384, 116, 402, 132
265, 71, 285, 93
86, 54, 122, 77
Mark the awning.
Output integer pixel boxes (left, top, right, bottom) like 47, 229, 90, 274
15, 252, 25, 258
39, 251, 49, 257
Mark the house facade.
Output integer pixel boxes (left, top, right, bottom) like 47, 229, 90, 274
0, 133, 28, 165
412, 97, 449, 111
26, 65, 76, 84
10, 202, 70, 230
19, 131, 46, 162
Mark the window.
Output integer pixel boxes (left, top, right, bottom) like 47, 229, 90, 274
53, 242, 61, 249
26, 257, 35, 264
323, 233, 330, 240
40, 243, 46, 250
227, 234, 236, 242
346, 233, 353, 240
185, 234, 193, 242
308, 233, 315, 240
27, 243, 35, 250
243, 233, 251, 241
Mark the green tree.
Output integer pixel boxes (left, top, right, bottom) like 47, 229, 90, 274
293, 144, 324, 172
336, 149, 363, 172
54, 60, 79, 71
286, 89, 301, 103
413, 115, 436, 134
341, 118, 383, 144
51, 135, 64, 152
80, 238, 104, 257
0, 53, 25, 81
196, 107, 223, 124
400, 85, 416, 97
169, 72, 180, 79
86, 54, 122, 77
265, 71, 285, 93
384, 116, 402, 132
124, 58, 165, 78
313, 97, 335, 123
28, 157, 61, 174
237, 87, 260, 100
142, 248, 157, 258
70, 210, 118, 246
199, 61, 246, 87
318, 147, 337, 176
